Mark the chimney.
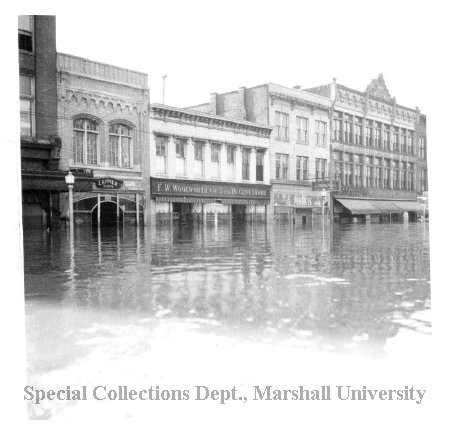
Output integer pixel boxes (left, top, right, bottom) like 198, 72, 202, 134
210, 92, 218, 115
238, 86, 247, 120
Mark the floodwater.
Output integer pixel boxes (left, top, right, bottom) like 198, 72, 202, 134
23, 221, 431, 419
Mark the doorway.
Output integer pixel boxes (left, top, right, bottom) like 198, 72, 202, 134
231, 204, 246, 221
92, 201, 123, 226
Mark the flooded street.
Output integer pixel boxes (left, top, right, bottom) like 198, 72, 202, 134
23, 222, 431, 419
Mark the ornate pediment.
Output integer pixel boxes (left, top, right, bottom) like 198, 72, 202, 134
365, 74, 391, 101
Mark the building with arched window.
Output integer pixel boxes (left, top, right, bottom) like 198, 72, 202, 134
57, 53, 150, 226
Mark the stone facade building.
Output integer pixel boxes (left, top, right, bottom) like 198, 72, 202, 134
149, 104, 272, 223
306, 75, 428, 223
188, 83, 332, 223
56, 53, 150, 226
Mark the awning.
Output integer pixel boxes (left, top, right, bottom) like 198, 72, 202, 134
392, 201, 423, 212
154, 196, 213, 203
370, 200, 404, 214
335, 198, 380, 215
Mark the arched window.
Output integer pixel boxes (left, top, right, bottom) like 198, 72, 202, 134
109, 123, 132, 167
73, 118, 98, 165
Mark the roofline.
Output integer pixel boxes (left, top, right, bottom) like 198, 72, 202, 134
150, 103, 273, 131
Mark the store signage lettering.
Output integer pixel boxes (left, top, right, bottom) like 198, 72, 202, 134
151, 179, 270, 200
338, 186, 417, 200
274, 193, 322, 207
95, 178, 123, 189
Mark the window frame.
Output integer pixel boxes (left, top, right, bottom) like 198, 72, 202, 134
109, 122, 133, 168
73, 117, 100, 166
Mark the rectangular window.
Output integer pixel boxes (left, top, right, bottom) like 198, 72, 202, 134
175, 138, 187, 176
365, 166, 373, 187
194, 141, 204, 176
384, 168, 390, 189
256, 150, 264, 181
375, 167, 382, 188
384, 130, 390, 150
354, 165, 363, 187
20, 74, 34, 136
419, 137, 426, 159
355, 124, 362, 145
392, 169, 399, 190
333, 118, 342, 141
401, 134, 407, 154
296, 156, 308, 181
18, 15, 33, 52
226, 145, 235, 180
315, 121, 327, 146
375, 129, 381, 148
242, 148, 250, 180
275, 111, 289, 139
210, 143, 221, 179
155, 136, 168, 174
276, 153, 289, 180
315, 158, 327, 180
344, 163, 351, 186
296, 117, 308, 143
344, 121, 352, 143
393, 132, 399, 152
365, 126, 373, 146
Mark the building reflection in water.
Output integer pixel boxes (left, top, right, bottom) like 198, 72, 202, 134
23, 221, 430, 356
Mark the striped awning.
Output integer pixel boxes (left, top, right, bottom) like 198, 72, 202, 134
370, 200, 404, 214
335, 198, 380, 215
392, 201, 423, 212
222, 199, 268, 205
154, 196, 213, 203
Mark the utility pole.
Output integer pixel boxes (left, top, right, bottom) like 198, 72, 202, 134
162, 74, 168, 105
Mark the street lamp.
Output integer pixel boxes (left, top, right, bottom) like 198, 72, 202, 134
65, 171, 75, 228
321, 189, 327, 218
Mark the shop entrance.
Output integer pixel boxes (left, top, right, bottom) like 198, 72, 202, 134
232, 204, 246, 221
92, 201, 123, 226
173, 202, 193, 222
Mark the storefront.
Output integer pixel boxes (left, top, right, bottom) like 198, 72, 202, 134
333, 187, 422, 223
271, 183, 324, 224
66, 176, 145, 227
150, 177, 270, 224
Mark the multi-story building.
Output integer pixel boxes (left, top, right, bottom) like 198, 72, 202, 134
149, 104, 272, 223
306, 75, 427, 222
56, 53, 150, 226
19, 15, 94, 228
188, 84, 332, 223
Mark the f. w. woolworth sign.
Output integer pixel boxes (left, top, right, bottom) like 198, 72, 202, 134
151, 178, 270, 200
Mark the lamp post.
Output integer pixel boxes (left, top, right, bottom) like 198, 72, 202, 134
321, 189, 327, 218
65, 171, 75, 229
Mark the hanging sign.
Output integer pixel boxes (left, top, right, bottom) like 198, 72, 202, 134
95, 177, 123, 189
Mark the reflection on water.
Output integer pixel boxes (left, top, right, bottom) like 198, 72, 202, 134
24, 221, 430, 361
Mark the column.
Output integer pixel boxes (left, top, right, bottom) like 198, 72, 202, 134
235, 146, 243, 183
263, 149, 270, 184
97, 193, 101, 227
117, 194, 120, 226
135, 193, 140, 226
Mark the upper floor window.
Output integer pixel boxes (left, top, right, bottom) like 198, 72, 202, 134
419, 136, 426, 159
73, 118, 99, 165
109, 123, 132, 168
296, 156, 308, 181
194, 140, 205, 176
210, 143, 221, 179
20, 74, 34, 137
226, 145, 235, 181
355, 124, 362, 145
155, 135, 168, 174
175, 137, 187, 176
344, 121, 352, 143
256, 150, 264, 182
18, 15, 33, 52
296, 117, 308, 143
275, 111, 289, 140
315, 121, 327, 146
383, 130, 390, 150
275, 153, 289, 180
365, 126, 373, 146
333, 118, 342, 141
315, 158, 327, 180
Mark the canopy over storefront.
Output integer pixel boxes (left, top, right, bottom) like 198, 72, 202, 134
335, 198, 423, 215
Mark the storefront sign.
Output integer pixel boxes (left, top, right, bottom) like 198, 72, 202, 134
338, 186, 417, 200
273, 192, 322, 208
151, 178, 270, 200
95, 177, 123, 190
312, 180, 339, 191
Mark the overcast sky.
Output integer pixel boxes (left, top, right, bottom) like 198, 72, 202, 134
40, 0, 442, 113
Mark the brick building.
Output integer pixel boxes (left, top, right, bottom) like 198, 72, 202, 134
19, 15, 93, 228
188, 84, 332, 223
149, 104, 272, 223
56, 53, 150, 226
305, 75, 428, 223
